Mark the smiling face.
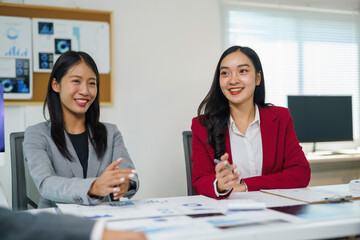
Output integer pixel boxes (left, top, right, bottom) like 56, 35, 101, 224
219, 50, 261, 109
52, 61, 97, 120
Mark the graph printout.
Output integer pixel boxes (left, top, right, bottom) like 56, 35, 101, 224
32, 18, 110, 73
57, 195, 226, 221
0, 16, 32, 99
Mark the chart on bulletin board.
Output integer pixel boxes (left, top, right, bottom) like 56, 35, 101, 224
0, 16, 33, 99
0, 3, 113, 104
32, 18, 110, 74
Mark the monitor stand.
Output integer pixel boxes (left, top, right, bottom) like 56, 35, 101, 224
312, 142, 316, 153
308, 142, 360, 156
308, 142, 336, 156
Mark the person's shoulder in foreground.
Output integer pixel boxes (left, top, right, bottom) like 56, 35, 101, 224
0, 207, 146, 240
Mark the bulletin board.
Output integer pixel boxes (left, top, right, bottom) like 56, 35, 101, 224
0, 3, 113, 105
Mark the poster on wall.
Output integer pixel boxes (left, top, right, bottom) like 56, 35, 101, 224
0, 16, 33, 99
32, 18, 110, 74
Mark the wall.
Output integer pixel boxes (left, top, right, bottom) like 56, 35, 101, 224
0, 0, 222, 206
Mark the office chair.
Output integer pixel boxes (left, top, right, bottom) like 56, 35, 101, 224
182, 131, 196, 196
10, 132, 40, 210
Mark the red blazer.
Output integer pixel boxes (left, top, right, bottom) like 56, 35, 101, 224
191, 106, 311, 199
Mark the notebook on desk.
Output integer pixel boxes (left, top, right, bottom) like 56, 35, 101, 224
260, 184, 360, 204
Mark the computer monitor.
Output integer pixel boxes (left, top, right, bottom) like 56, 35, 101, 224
0, 84, 4, 164
287, 95, 353, 151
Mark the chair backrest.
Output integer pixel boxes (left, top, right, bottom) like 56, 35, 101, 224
10, 132, 40, 210
182, 131, 196, 195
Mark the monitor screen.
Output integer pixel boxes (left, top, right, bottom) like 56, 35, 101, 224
287, 95, 353, 143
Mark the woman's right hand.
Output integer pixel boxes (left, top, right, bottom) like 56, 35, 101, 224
88, 158, 135, 197
215, 153, 240, 193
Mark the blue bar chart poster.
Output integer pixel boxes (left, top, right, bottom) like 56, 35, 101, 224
32, 18, 110, 74
0, 16, 32, 99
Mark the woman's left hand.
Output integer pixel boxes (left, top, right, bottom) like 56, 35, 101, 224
113, 168, 135, 200
112, 176, 131, 200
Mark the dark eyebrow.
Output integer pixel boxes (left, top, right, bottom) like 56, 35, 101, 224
220, 64, 250, 70
69, 74, 81, 77
69, 75, 96, 81
237, 64, 250, 68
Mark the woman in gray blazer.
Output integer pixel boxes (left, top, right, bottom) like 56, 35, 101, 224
24, 51, 139, 208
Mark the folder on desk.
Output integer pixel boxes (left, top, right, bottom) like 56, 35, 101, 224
260, 185, 360, 204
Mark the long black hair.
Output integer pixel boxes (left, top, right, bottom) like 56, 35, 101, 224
197, 46, 270, 159
43, 51, 107, 161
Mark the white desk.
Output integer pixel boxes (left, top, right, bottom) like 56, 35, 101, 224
205, 184, 360, 240
307, 152, 360, 164
192, 213, 360, 240
307, 154, 360, 186
53, 184, 360, 240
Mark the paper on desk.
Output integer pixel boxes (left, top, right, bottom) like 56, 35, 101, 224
261, 184, 360, 203
228, 191, 304, 207
106, 208, 304, 240
106, 216, 220, 240
315, 184, 360, 198
57, 195, 226, 220
226, 199, 266, 210
202, 208, 304, 228
271, 201, 360, 220
27, 207, 58, 215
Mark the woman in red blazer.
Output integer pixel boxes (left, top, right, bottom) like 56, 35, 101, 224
191, 46, 311, 199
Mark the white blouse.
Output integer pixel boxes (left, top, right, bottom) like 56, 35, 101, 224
214, 105, 263, 196
229, 104, 263, 181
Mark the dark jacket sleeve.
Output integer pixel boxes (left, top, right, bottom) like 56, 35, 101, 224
0, 207, 95, 240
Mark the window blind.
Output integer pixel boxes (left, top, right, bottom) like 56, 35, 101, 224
221, 2, 360, 139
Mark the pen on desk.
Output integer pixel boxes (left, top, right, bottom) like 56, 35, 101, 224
214, 158, 233, 170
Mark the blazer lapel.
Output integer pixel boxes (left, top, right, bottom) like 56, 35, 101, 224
86, 130, 101, 177
64, 133, 84, 178
87, 140, 100, 177
259, 107, 279, 175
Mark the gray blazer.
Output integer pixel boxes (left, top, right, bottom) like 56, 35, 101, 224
0, 207, 94, 240
23, 122, 139, 208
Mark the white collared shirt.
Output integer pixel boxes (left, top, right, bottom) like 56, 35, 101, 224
229, 105, 263, 181
214, 105, 263, 197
